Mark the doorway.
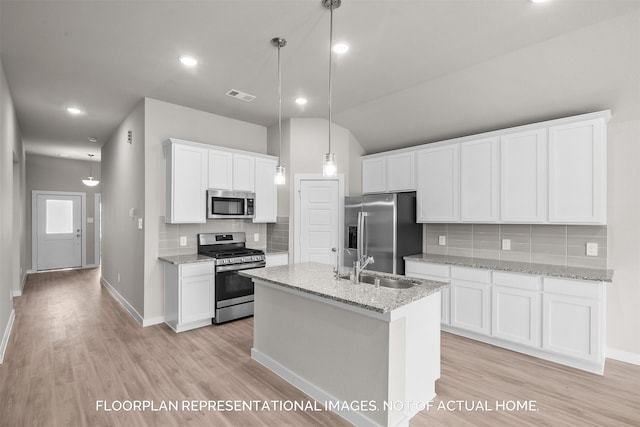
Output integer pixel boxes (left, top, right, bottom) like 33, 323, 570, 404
293, 174, 344, 264
32, 191, 86, 271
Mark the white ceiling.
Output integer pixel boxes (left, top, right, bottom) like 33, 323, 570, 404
1, 0, 638, 160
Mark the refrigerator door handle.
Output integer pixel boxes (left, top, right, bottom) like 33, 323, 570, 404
356, 211, 363, 260
358, 212, 368, 260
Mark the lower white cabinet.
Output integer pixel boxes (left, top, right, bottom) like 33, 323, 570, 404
542, 277, 604, 364
405, 260, 450, 324
164, 261, 215, 333
491, 272, 541, 347
265, 252, 288, 267
450, 267, 491, 335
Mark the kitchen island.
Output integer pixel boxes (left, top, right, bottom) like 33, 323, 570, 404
241, 262, 448, 427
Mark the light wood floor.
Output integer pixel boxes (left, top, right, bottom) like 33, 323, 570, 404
1, 268, 638, 426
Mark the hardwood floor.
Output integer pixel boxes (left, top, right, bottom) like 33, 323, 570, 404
1, 268, 638, 426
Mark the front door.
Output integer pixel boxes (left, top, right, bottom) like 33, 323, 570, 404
298, 179, 341, 264
35, 193, 82, 270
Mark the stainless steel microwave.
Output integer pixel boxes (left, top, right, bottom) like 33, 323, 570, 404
207, 189, 255, 219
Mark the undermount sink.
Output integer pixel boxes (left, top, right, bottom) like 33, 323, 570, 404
340, 273, 416, 289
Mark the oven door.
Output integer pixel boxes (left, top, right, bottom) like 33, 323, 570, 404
213, 261, 265, 323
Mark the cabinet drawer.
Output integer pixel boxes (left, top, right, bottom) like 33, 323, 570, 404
405, 261, 450, 279
543, 277, 601, 299
492, 271, 541, 291
451, 266, 490, 283
181, 262, 215, 278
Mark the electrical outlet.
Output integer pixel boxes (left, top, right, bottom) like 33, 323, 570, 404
502, 239, 511, 251
438, 235, 446, 246
254, 233, 260, 242
179, 236, 187, 247
586, 242, 598, 257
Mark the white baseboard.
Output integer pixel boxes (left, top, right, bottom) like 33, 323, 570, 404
84, 264, 99, 269
251, 348, 381, 427
143, 316, 165, 327
100, 276, 144, 327
607, 347, 640, 366
0, 309, 16, 364
12, 290, 22, 297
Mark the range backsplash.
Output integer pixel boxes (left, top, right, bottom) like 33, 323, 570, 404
266, 217, 289, 252
423, 224, 608, 269
159, 217, 267, 257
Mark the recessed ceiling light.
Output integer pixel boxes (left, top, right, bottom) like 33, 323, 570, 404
530, 0, 550, 3
66, 106, 84, 115
295, 97, 308, 105
333, 42, 350, 54
57, 154, 70, 158
88, 136, 97, 143
179, 55, 198, 67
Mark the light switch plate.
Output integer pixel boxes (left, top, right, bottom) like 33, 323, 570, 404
179, 236, 187, 247
586, 242, 598, 256
137, 218, 143, 229
253, 233, 260, 242
438, 235, 446, 246
502, 239, 511, 251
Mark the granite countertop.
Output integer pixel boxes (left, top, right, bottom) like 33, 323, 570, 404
158, 254, 215, 265
404, 254, 613, 282
240, 262, 449, 314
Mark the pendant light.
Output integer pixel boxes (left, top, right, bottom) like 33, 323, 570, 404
82, 154, 100, 187
271, 37, 287, 185
322, 0, 340, 177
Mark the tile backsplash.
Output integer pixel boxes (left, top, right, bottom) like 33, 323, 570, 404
267, 217, 289, 252
159, 217, 267, 257
424, 223, 607, 269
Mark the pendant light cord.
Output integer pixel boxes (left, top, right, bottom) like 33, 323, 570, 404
328, 3, 334, 154
277, 41, 283, 167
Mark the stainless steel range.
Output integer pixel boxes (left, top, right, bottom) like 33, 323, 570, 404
197, 232, 265, 324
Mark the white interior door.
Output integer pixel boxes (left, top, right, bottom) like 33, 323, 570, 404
298, 179, 341, 264
36, 193, 82, 270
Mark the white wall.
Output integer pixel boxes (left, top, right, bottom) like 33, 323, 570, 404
101, 99, 146, 317
143, 98, 267, 320
607, 119, 640, 359
0, 59, 26, 361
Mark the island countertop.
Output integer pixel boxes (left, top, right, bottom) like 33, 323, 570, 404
240, 262, 448, 314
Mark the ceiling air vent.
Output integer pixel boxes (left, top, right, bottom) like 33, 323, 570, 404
226, 89, 256, 102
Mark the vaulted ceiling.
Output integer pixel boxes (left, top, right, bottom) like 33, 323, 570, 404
1, 0, 638, 160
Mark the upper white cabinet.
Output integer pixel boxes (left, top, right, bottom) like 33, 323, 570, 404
232, 154, 255, 192
208, 149, 233, 190
165, 138, 278, 224
460, 137, 499, 222
417, 144, 460, 222
548, 118, 607, 224
253, 157, 278, 223
362, 151, 415, 194
165, 141, 208, 224
362, 157, 386, 194
500, 129, 547, 223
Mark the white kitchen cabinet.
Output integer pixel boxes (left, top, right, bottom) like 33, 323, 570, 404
491, 272, 541, 347
253, 157, 278, 223
362, 157, 386, 194
500, 129, 547, 223
449, 267, 491, 335
417, 144, 460, 222
233, 154, 255, 192
165, 141, 208, 224
164, 261, 215, 333
404, 260, 451, 325
208, 149, 233, 190
542, 277, 604, 365
265, 253, 288, 267
460, 137, 499, 222
548, 118, 606, 224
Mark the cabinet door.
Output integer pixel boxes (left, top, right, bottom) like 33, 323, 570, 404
362, 157, 386, 194
450, 280, 491, 334
542, 293, 601, 362
386, 152, 416, 192
180, 274, 214, 325
500, 129, 547, 223
548, 118, 606, 224
417, 144, 460, 222
253, 157, 277, 223
208, 149, 233, 190
405, 261, 451, 325
460, 137, 499, 222
265, 253, 289, 267
233, 154, 255, 192
492, 285, 540, 347
167, 143, 208, 223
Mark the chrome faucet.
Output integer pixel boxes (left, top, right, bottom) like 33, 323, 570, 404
354, 255, 375, 283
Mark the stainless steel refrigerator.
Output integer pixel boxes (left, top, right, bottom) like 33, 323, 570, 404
343, 192, 422, 275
